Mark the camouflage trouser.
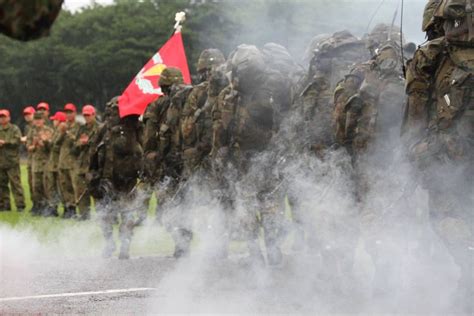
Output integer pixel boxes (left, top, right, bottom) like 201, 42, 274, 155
72, 172, 91, 219
27, 163, 33, 205
229, 149, 287, 262
58, 168, 76, 208
44, 171, 61, 210
423, 161, 473, 302
97, 196, 137, 255
0, 166, 25, 210
32, 171, 47, 210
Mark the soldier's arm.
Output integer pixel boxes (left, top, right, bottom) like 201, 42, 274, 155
402, 39, 445, 142
4, 125, 22, 147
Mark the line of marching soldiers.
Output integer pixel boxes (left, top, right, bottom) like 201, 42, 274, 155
84, 1, 473, 307
0, 102, 99, 220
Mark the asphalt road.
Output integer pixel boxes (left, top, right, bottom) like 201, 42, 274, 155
0, 245, 468, 314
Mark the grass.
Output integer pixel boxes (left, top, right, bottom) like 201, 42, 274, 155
0, 165, 175, 257
1, 165, 292, 258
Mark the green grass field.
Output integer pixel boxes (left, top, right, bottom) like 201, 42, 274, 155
0, 165, 177, 257
0, 165, 256, 257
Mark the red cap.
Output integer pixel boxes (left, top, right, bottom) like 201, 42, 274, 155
37, 102, 50, 111
64, 103, 77, 112
50, 111, 67, 122
23, 106, 36, 115
82, 105, 96, 116
0, 109, 10, 117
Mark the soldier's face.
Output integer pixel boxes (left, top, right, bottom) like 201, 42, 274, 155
37, 109, 49, 118
24, 113, 34, 122
65, 111, 76, 122
0, 115, 9, 125
33, 119, 44, 127
53, 120, 60, 127
84, 114, 95, 124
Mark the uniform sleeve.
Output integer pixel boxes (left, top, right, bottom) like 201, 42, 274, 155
6, 125, 22, 147
402, 38, 445, 140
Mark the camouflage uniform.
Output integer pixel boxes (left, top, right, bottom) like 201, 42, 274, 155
28, 121, 54, 215
180, 49, 226, 180
88, 98, 143, 259
72, 120, 99, 220
57, 120, 81, 218
43, 125, 62, 216
295, 30, 370, 155
339, 40, 407, 296
212, 45, 290, 265
0, 0, 63, 41
0, 122, 25, 211
158, 69, 194, 258
403, 0, 473, 310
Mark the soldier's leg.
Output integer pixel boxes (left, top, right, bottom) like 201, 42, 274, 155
43, 171, 59, 216
31, 171, 46, 215
0, 169, 10, 211
74, 173, 91, 220
260, 199, 286, 266
7, 166, 25, 211
98, 202, 117, 258
27, 164, 34, 210
118, 205, 136, 260
429, 189, 473, 312
59, 169, 76, 218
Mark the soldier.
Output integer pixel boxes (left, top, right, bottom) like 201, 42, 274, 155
57, 103, 81, 219
142, 69, 183, 228
212, 45, 290, 265
72, 105, 99, 220
0, 0, 63, 41
22, 106, 36, 201
157, 67, 194, 258
403, 0, 473, 311
0, 109, 25, 212
181, 49, 226, 180
88, 98, 143, 259
27, 112, 54, 216
43, 111, 67, 217
338, 39, 407, 297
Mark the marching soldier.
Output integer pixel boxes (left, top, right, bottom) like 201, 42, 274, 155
88, 98, 144, 259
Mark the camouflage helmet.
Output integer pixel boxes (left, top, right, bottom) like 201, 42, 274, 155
262, 42, 301, 75
366, 24, 403, 51
158, 67, 184, 87
422, 0, 442, 31
197, 48, 225, 72
0, 0, 64, 41
230, 44, 266, 77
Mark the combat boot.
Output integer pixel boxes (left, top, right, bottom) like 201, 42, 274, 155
102, 238, 116, 259
266, 246, 283, 266
173, 229, 192, 259
63, 206, 76, 219
118, 239, 131, 260
246, 240, 265, 266
292, 226, 306, 252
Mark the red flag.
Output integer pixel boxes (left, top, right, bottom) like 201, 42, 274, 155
118, 32, 191, 117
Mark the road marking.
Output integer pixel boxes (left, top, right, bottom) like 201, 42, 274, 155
0, 288, 156, 302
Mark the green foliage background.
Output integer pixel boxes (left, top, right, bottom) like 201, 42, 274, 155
0, 0, 425, 123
